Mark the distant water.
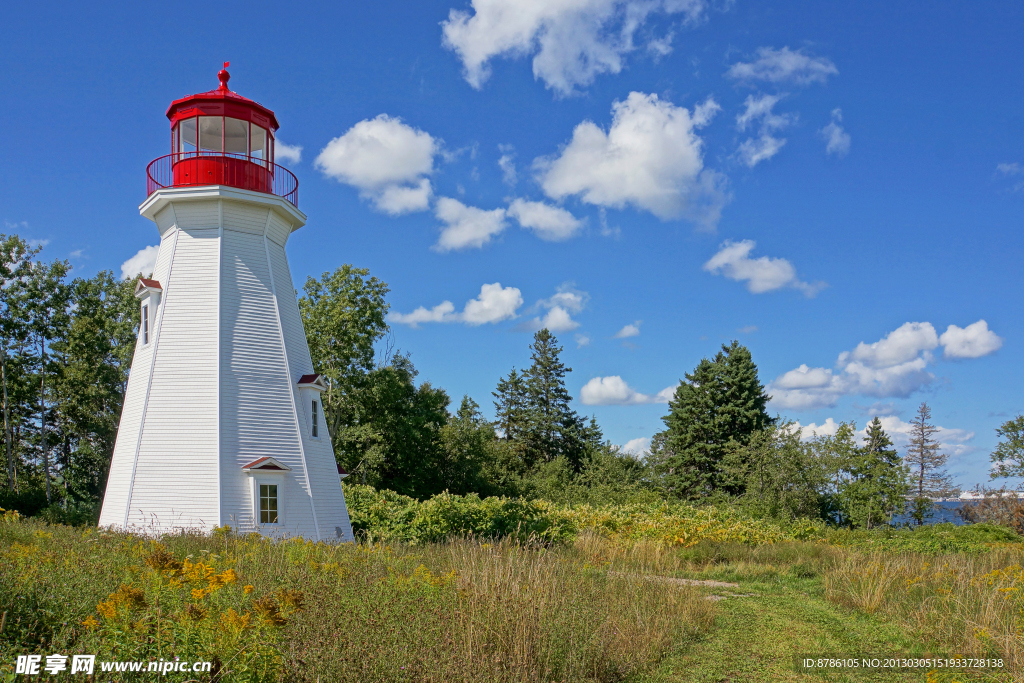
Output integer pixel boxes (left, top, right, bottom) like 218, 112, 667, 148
890, 500, 968, 526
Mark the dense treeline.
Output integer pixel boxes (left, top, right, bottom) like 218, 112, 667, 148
0, 234, 138, 519
3, 237, 1022, 528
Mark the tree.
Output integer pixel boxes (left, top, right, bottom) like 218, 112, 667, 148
299, 265, 390, 452
520, 329, 597, 471
493, 368, 528, 442
728, 423, 827, 520
905, 402, 956, 525
0, 234, 38, 492
24, 258, 71, 503
661, 341, 773, 499
989, 415, 1024, 480
838, 418, 909, 528
49, 272, 139, 501
437, 396, 501, 496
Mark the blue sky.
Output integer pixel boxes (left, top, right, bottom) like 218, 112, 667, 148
2, 0, 1022, 488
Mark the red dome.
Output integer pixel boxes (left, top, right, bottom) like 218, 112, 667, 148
165, 64, 279, 131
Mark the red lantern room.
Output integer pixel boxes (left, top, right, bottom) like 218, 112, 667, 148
146, 63, 298, 206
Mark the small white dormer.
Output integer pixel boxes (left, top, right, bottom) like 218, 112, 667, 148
297, 374, 327, 439
134, 278, 162, 346
241, 457, 292, 527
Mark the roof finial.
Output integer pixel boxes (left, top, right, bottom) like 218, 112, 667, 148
217, 62, 231, 92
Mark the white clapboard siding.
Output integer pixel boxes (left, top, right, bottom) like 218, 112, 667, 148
219, 227, 316, 538
103, 185, 353, 541
269, 240, 354, 541
127, 227, 220, 530
99, 230, 175, 528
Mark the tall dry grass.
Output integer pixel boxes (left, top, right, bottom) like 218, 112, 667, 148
285, 535, 715, 682
824, 550, 1024, 670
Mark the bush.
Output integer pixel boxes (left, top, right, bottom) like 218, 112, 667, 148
958, 488, 1024, 533
37, 499, 100, 527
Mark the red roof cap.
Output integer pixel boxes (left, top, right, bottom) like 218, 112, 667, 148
297, 373, 322, 385
165, 63, 279, 131
137, 278, 162, 290
242, 456, 289, 471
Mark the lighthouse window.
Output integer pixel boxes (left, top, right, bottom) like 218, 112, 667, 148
179, 118, 197, 155
198, 116, 223, 155
224, 117, 248, 156
141, 304, 149, 345
311, 400, 319, 438
259, 484, 278, 524
250, 125, 267, 163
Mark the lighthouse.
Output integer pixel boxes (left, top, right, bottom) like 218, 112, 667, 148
98, 65, 354, 542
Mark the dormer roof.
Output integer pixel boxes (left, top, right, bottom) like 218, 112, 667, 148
135, 279, 162, 299
297, 373, 328, 392
241, 456, 292, 472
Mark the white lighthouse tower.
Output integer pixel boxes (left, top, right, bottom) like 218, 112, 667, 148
99, 65, 353, 542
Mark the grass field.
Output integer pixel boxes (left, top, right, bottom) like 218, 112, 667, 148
1, 503, 1022, 682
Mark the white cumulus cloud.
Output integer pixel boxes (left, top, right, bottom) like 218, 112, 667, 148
791, 416, 975, 457
315, 115, 438, 215
769, 320, 1003, 411
620, 437, 652, 456
820, 108, 851, 157
535, 92, 727, 227
275, 140, 303, 164
507, 198, 584, 241
579, 376, 674, 405
704, 240, 823, 296
939, 320, 1003, 359
614, 321, 641, 338
524, 284, 589, 333
726, 46, 838, 86
434, 197, 508, 252
441, 0, 707, 95
120, 245, 159, 280
389, 283, 523, 328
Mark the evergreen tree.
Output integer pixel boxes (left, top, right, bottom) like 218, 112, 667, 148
838, 418, 909, 528
661, 341, 773, 499
492, 368, 528, 444
905, 402, 956, 525
521, 329, 592, 470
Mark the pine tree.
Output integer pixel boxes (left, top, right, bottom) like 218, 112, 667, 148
905, 402, 955, 525
492, 368, 528, 443
839, 418, 908, 528
661, 341, 773, 499
522, 329, 579, 467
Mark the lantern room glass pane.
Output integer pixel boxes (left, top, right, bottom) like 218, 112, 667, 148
180, 118, 197, 154
198, 116, 223, 154
250, 126, 267, 162
224, 117, 248, 156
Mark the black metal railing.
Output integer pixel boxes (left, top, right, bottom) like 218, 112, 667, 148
146, 152, 298, 208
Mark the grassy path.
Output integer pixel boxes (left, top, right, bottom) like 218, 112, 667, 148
647, 575, 1013, 683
